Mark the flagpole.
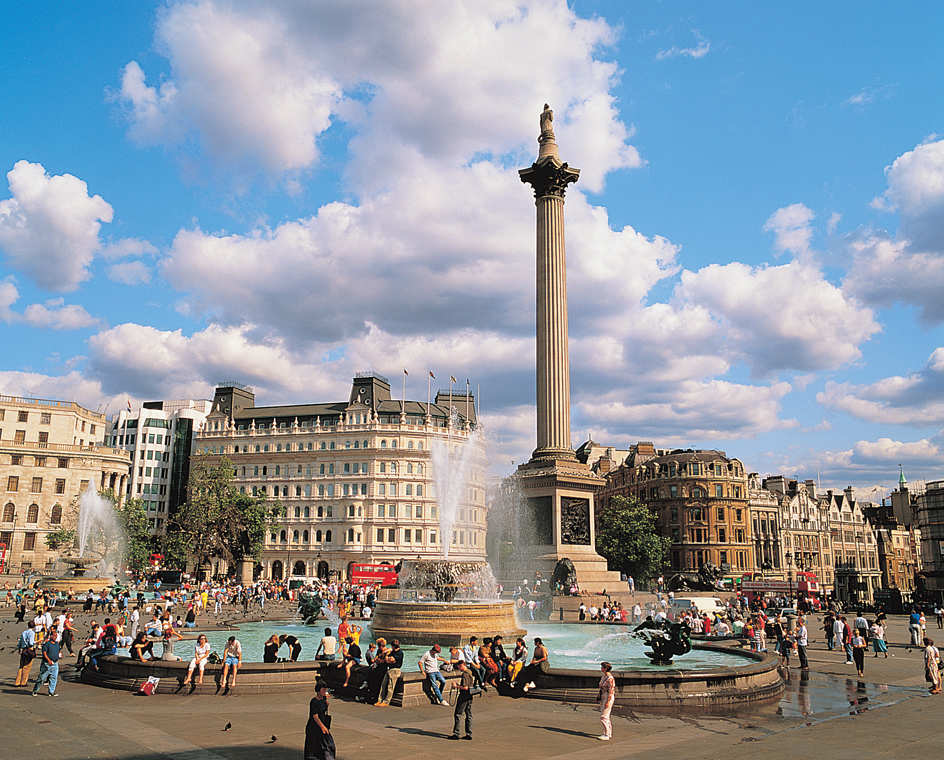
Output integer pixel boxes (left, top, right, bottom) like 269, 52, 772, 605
465, 379, 470, 427
427, 372, 432, 418
402, 369, 407, 416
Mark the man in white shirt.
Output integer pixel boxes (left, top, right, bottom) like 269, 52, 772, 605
315, 627, 338, 660
796, 618, 810, 670
418, 644, 448, 705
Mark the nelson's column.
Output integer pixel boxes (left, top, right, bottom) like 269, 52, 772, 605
517, 105, 621, 591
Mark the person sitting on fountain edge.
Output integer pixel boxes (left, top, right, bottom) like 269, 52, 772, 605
316, 627, 338, 660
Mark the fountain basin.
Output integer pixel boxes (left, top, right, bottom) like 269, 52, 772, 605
371, 598, 526, 647
79, 642, 782, 711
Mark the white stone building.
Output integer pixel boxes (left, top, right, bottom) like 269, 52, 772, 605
0, 395, 130, 575
195, 375, 487, 582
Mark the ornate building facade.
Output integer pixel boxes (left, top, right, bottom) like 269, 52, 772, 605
598, 442, 753, 579
0, 395, 129, 575
194, 375, 487, 582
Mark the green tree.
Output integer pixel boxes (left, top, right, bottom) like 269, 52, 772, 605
595, 495, 671, 582
167, 454, 283, 577
45, 528, 76, 551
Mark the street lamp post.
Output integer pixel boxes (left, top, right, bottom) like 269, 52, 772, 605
786, 551, 793, 604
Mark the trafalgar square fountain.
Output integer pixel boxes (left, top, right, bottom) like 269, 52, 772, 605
370, 424, 527, 646
40, 482, 123, 593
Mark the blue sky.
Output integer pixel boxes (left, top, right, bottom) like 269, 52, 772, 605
1, 1, 943, 499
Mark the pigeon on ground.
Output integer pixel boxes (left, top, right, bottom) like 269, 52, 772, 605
223, 723, 232, 732
270, 736, 277, 743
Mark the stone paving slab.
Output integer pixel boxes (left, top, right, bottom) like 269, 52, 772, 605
3, 605, 944, 759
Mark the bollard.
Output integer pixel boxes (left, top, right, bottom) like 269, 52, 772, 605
559, 606, 564, 621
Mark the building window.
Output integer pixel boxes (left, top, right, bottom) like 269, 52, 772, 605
18, 410, 28, 422
6, 476, 18, 493
30, 477, 42, 493
325, 530, 332, 542
54, 479, 66, 495
58, 458, 69, 468
377, 528, 384, 542
388, 528, 396, 543
718, 527, 726, 543
14, 430, 25, 444
715, 486, 723, 499
2, 503, 14, 522
23, 532, 36, 551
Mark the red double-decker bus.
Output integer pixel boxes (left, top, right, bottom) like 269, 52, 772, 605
349, 563, 397, 586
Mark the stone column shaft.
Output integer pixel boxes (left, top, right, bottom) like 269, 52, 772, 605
535, 194, 571, 454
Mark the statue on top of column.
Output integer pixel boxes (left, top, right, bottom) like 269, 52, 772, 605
540, 103, 555, 140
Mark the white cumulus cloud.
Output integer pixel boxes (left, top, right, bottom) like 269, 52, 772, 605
0, 161, 113, 291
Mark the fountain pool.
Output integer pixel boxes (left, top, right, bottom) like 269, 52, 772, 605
161, 621, 744, 671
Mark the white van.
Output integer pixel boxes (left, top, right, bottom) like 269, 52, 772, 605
668, 596, 728, 619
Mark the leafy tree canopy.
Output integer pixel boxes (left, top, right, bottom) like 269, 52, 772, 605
595, 495, 671, 582
166, 455, 283, 573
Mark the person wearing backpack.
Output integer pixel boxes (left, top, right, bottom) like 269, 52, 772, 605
88, 619, 118, 671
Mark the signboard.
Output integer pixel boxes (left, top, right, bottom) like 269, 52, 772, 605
741, 580, 791, 593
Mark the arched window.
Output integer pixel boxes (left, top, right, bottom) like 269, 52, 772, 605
320, 442, 326, 450
325, 530, 332, 543
318, 485, 325, 497
292, 530, 299, 543
406, 485, 413, 496
390, 483, 397, 495
328, 464, 335, 475
306, 464, 312, 475
303, 530, 309, 542
391, 440, 397, 449
380, 462, 386, 473
260, 486, 267, 495
345, 440, 351, 449
363, 440, 368, 449
304, 506, 310, 518
417, 464, 423, 475
316, 530, 322, 542
255, 445, 260, 452
390, 462, 397, 473
2, 503, 14, 522
262, 466, 268, 476
280, 530, 287, 543
407, 463, 413, 474
275, 465, 281, 475
692, 487, 705, 498
317, 506, 324, 518
254, 466, 259, 476
381, 440, 387, 449
357, 506, 362, 517
378, 484, 386, 495
50, 504, 62, 524
329, 442, 336, 450
282, 486, 288, 497
294, 507, 300, 518
295, 486, 301, 497
263, 445, 269, 452
416, 485, 423, 497
240, 486, 246, 493
277, 444, 282, 452
307, 442, 313, 450
348, 505, 355, 517
327, 506, 333, 517
26, 504, 39, 523
408, 441, 414, 450
347, 528, 355, 542
353, 440, 359, 449
418, 441, 424, 450
320, 464, 325, 475
241, 466, 246, 476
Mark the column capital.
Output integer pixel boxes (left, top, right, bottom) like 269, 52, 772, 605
519, 158, 580, 200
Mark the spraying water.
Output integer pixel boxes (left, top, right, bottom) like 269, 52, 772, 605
75, 482, 125, 576
430, 424, 482, 560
